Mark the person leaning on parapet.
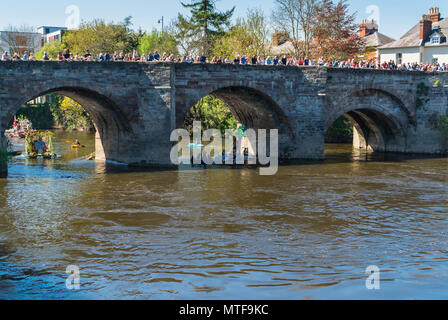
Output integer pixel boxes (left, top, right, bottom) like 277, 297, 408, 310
83, 50, 92, 61
42, 51, 49, 61
1, 51, 11, 61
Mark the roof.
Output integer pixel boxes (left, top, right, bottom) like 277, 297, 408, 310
363, 31, 395, 47
379, 17, 448, 49
270, 41, 295, 55
37, 26, 67, 29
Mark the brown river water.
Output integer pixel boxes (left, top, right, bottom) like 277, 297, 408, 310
0, 131, 447, 299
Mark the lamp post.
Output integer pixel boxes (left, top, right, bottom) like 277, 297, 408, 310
158, 16, 164, 35
158, 16, 164, 47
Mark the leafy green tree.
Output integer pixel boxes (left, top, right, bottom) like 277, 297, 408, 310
175, 0, 235, 56
35, 41, 66, 60
62, 17, 136, 55
138, 29, 178, 55
214, 8, 270, 59
51, 96, 94, 131
325, 116, 353, 143
183, 95, 237, 134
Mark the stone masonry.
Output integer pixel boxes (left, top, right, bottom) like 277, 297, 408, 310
0, 61, 446, 173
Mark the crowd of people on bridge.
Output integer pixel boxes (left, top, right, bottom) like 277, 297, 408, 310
2, 48, 447, 72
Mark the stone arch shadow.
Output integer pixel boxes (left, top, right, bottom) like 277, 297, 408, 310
2, 86, 135, 163
325, 89, 411, 153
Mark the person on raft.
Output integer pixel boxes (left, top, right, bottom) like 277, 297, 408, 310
35, 137, 47, 155
74, 139, 81, 146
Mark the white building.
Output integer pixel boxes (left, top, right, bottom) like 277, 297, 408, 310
37, 26, 67, 46
358, 19, 395, 63
379, 7, 448, 65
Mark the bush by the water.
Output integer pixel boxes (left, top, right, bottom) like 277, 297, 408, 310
183, 95, 238, 134
325, 116, 353, 143
13, 104, 55, 129
52, 96, 94, 131
12, 94, 94, 131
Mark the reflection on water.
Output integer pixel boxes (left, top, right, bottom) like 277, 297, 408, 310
0, 133, 447, 300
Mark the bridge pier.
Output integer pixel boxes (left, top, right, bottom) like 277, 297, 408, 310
0, 134, 8, 178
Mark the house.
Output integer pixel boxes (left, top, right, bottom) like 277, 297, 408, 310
270, 31, 295, 56
379, 7, 448, 65
0, 31, 42, 55
358, 19, 395, 62
0, 26, 67, 55
37, 26, 67, 46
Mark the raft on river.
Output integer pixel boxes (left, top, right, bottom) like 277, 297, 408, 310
24, 130, 58, 159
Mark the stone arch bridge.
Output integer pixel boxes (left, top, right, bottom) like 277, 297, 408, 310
0, 61, 447, 168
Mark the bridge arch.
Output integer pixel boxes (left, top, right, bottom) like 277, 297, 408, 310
176, 85, 297, 159
1, 86, 135, 162
325, 89, 410, 152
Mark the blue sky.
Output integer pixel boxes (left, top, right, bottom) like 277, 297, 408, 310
0, 0, 446, 40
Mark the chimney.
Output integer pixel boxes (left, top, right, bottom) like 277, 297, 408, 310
360, 19, 378, 37
272, 31, 279, 46
428, 7, 441, 23
420, 15, 432, 40
272, 31, 289, 46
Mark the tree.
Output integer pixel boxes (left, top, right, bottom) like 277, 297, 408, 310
272, 0, 320, 58
312, 0, 364, 60
62, 17, 136, 55
325, 116, 353, 143
51, 96, 94, 131
183, 95, 237, 134
214, 8, 270, 59
213, 24, 251, 59
138, 29, 178, 55
245, 8, 271, 56
35, 41, 65, 60
0, 25, 41, 54
175, 0, 234, 56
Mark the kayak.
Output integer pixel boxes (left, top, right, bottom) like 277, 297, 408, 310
7, 151, 22, 157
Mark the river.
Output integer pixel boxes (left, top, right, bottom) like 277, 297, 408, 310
0, 130, 447, 299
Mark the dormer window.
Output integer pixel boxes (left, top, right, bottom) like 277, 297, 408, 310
431, 36, 440, 44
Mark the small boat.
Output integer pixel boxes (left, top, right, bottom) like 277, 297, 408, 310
7, 151, 22, 157
25, 131, 57, 160
26, 152, 58, 160
5, 117, 32, 139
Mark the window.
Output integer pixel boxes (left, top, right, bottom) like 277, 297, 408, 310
396, 53, 402, 65
431, 37, 440, 44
